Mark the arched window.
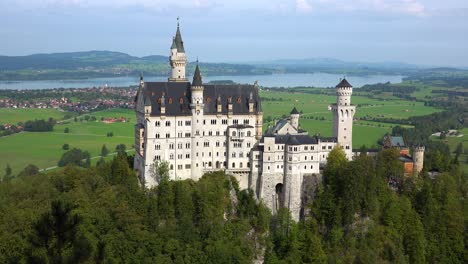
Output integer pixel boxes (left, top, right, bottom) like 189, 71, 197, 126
232, 131, 237, 137
206, 97, 211, 103
168, 98, 173, 104
179, 97, 184, 104
240, 162, 243, 168
247, 131, 251, 137
237, 97, 241, 103
232, 162, 235, 168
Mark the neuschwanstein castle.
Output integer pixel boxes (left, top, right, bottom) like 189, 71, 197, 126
134, 22, 357, 220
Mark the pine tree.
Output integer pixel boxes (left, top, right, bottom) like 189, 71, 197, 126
101, 144, 109, 157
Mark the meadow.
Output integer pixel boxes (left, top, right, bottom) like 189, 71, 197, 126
0, 87, 445, 174
0, 108, 70, 124
0, 109, 135, 174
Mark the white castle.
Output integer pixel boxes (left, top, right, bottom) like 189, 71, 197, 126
134, 22, 355, 220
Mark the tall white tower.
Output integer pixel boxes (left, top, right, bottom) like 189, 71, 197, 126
190, 62, 204, 179
331, 78, 355, 159
168, 20, 188, 82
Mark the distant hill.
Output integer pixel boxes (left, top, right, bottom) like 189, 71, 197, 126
0, 51, 465, 81
0, 51, 167, 70
0, 51, 270, 81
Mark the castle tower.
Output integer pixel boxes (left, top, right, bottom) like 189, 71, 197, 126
331, 78, 356, 159
290, 107, 300, 130
168, 19, 188, 82
413, 145, 425, 175
190, 62, 204, 179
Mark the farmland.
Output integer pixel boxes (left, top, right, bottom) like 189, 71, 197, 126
0, 108, 71, 124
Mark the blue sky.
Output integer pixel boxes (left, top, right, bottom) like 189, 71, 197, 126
1, 0, 467, 67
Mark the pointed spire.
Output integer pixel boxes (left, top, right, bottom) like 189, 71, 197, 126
174, 17, 185, 53
192, 61, 203, 87
171, 37, 177, 49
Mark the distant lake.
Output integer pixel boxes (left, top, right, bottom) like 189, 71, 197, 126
0, 73, 403, 90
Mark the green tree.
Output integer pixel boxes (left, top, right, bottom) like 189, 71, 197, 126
101, 144, 109, 157
27, 200, 91, 263
62, 144, 70, 150
18, 164, 40, 177
115, 144, 126, 156
64, 127, 69, 133
5, 163, 12, 178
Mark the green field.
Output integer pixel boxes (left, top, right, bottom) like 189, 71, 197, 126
0, 109, 135, 174
0, 108, 70, 124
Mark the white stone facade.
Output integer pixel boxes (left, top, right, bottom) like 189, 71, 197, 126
134, 23, 356, 221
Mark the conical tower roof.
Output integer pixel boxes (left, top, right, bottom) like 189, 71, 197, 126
336, 78, 352, 88
290, 107, 300, 115
170, 37, 177, 49
192, 63, 203, 86
174, 23, 185, 53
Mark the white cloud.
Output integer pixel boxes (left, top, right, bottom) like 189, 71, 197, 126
309, 0, 426, 16
296, 0, 313, 13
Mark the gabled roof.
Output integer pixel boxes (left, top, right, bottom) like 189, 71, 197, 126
290, 107, 300, 115
336, 78, 352, 88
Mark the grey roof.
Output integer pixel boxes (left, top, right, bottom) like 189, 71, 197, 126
141, 81, 261, 116
290, 107, 300, 115
174, 25, 185, 53
265, 119, 289, 135
192, 64, 202, 86
391, 136, 406, 147
336, 78, 352, 88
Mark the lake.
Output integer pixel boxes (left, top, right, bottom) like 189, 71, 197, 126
0, 73, 403, 90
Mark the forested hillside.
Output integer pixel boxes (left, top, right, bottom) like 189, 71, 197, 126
1, 146, 466, 263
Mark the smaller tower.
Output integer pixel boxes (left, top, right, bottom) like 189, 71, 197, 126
331, 78, 356, 159
168, 19, 188, 82
290, 107, 300, 129
413, 145, 425, 175
190, 62, 204, 180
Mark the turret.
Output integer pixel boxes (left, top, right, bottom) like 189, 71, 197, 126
168, 19, 188, 82
191, 62, 204, 112
413, 145, 425, 175
336, 78, 353, 106
290, 107, 300, 129
331, 78, 356, 159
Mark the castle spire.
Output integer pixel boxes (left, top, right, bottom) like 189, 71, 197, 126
174, 17, 185, 53
192, 61, 203, 86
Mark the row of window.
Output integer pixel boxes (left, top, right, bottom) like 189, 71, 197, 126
154, 119, 251, 127
159, 161, 252, 170
266, 164, 314, 170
